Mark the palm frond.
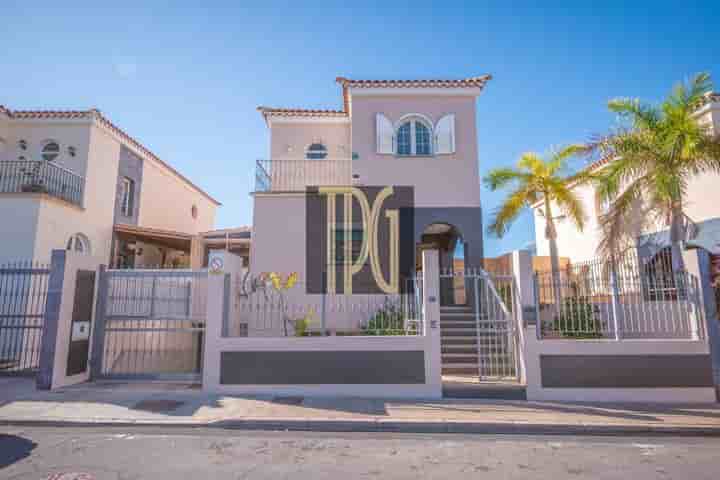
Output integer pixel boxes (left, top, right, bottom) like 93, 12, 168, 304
549, 180, 586, 232
482, 167, 528, 191
487, 186, 532, 237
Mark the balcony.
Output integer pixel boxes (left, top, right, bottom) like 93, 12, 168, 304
0, 160, 85, 207
255, 159, 352, 193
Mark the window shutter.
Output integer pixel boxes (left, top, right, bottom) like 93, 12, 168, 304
376, 113, 394, 154
127, 179, 135, 216
434, 114, 455, 154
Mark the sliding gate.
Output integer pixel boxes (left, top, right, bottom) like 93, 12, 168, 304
92, 269, 208, 381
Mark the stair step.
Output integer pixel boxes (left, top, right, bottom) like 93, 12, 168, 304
442, 356, 478, 364
441, 331, 477, 338
442, 366, 479, 375
442, 347, 477, 355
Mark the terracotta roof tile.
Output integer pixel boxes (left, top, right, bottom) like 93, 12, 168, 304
257, 106, 347, 118
3, 106, 220, 205
335, 75, 492, 89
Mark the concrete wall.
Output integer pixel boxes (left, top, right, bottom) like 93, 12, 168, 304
351, 95, 481, 208
524, 329, 716, 402
203, 250, 442, 399
137, 157, 216, 234
269, 121, 350, 160
0, 197, 40, 263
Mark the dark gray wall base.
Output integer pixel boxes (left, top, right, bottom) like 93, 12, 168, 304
541, 354, 714, 388
221, 351, 425, 385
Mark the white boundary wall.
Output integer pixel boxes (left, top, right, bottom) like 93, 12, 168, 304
202, 250, 442, 399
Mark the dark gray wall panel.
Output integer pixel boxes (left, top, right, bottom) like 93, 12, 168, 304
114, 146, 143, 224
414, 207, 484, 266
221, 350, 425, 385
540, 354, 714, 388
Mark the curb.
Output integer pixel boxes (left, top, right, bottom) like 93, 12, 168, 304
2, 418, 720, 436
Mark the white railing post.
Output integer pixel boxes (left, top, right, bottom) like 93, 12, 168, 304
610, 268, 622, 340
511, 249, 533, 384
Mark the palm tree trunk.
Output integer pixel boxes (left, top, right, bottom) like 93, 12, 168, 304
544, 200, 563, 313
669, 207, 686, 273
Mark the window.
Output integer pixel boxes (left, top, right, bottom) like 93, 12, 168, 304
306, 143, 328, 160
18, 139, 27, 151
191, 204, 198, 219
395, 118, 432, 156
334, 228, 364, 264
41, 141, 60, 161
67, 146, 76, 157
120, 177, 135, 216
66, 233, 91, 254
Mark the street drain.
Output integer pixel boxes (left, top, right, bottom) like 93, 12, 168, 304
132, 399, 185, 412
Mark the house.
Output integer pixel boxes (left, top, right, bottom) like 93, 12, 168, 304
250, 75, 491, 289
0, 106, 221, 267
532, 92, 720, 267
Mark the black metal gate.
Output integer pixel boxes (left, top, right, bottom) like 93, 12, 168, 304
0, 262, 49, 375
92, 269, 208, 381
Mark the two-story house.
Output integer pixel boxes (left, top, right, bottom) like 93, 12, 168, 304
532, 92, 720, 268
250, 76, 491, 291
0, 106, 221, 267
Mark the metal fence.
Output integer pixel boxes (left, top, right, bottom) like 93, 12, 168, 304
0, 160, 85, 206
225, 272, 423, 337
535, 253, 705, 340
0, 261, 50, 374
94, 269, 208, 380
440, 268, 519, 381
255, 159, 353, 192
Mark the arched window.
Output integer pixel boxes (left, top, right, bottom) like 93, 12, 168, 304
395, 117, 432, 156
306, 143, 328, 160
66, 233, 91, 254
41, 141, 60, 162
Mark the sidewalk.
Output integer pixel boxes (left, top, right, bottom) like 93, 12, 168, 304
1, 378, 719, 435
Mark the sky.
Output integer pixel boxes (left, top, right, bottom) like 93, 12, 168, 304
1, 1, 717, 257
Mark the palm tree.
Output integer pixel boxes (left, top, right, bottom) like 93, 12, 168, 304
484, 146, 590, 309
589, 73, 720, 272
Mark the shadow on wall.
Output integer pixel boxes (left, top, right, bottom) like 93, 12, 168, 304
0, 434, 37, 469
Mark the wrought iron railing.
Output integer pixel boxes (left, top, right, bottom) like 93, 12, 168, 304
0, 160, 85, 206
255, 159, 353, 192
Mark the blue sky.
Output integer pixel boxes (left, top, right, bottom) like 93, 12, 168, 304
2, 1, 717, 257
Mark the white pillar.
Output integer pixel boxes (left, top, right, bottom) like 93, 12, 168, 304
422, 249, 442, 398
510, 249, 533, 384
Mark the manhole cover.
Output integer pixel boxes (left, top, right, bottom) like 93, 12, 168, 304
46, 473, 95, 480
272, 396, 304, 406
133, 399, 185, 412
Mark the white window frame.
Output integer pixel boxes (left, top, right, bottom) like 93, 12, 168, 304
394, 114, 434, 156
40, 140, 60, 162
120, 177, 134, 216
305, 142, 328, 160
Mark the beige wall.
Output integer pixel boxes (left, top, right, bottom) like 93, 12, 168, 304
250, 194, 307, 279
31, 124, 120, 263
0, 197, 40, 263
137, 158, 216, 234
269, 121, 350, 160
350, 95, 481, 207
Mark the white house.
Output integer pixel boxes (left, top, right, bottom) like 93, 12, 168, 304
0, 106, 221, 266
533, 92, 720, 266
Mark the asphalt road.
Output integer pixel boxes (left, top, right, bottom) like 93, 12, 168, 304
1, 426, 719, 479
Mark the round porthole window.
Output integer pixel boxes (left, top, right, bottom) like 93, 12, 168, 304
41, 141, 60, 161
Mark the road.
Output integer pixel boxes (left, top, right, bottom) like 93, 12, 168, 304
1, 426, 719, 479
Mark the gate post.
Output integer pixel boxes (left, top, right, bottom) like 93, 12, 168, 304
421, 249, 442, 398
38, 250, 103, 390
90, 265, 108, 380
511, 249, 534, 384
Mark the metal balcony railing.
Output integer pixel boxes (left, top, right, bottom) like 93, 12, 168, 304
0, 160, 85, 206
255, 159, 353, 192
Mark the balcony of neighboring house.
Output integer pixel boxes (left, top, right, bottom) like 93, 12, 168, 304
0, 160, 85, 207
254, 158, 353, 193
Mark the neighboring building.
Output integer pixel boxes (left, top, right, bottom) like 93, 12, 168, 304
250, 75, 490, 285
0, 106, 220, 266
532, 92, 720, 265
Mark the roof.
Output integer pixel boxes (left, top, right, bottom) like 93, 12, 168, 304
258, 74, 492, 121
257, 107, 347, 119
0, 105, 221, 206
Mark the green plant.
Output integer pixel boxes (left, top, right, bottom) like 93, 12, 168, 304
293, 310, 313, 337
588, 73, 720, 269
551, 296, 603, 338
362, 299, 407, 336
483, 145, 592, 311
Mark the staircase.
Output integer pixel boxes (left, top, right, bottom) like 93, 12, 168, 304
440, 305, 478, 376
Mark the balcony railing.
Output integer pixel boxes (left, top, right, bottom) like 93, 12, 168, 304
255, 159, 353, 192
0, 160, 85, 206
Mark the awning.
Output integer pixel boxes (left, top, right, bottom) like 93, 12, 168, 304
114, 224, 193, 251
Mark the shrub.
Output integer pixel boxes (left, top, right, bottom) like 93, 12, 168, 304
361, 299, 408, 336
552, 296, 604, 338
